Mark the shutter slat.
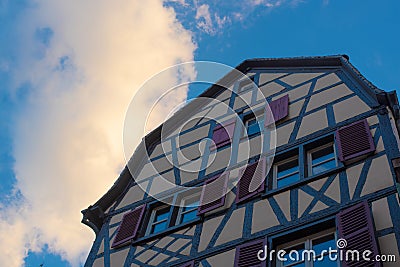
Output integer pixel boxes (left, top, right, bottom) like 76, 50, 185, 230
111, 204, 146, 248
336, 201, 381, 267
234, 239, 266, 267
197, 173, 229, 214
336, 119, 375, 162
236, 158, 266, 203
212, 119, 236, 149
265, 94, 289, 126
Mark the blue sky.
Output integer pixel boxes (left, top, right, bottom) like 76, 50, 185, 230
0, 1, 399, 266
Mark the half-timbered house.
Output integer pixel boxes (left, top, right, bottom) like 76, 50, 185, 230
82, 55, 400, 267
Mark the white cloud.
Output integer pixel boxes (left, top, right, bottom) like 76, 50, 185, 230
0, 0, 196, 266
173, 0, 305, 35
195, 4, 230, 35
195, 4, 215, 35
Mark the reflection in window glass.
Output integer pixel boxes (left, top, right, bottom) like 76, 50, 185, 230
282, 243, 305, 266
275, 157, 300, 189
312, 233, 336, 266
149, 207, 170, 234
244, 115, 264, 137
178, 196, 200, 224
309, 144, 336, 176
276, 230, 337, 267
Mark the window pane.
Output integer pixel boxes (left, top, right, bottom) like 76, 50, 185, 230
313, 255, 337, 267
277, 173, 300, 188
312, 234, 336, 256
151, 221, 168, 234
154, 208, 170, 222
312, 159, 336, 175
277, 159, 299, 178
181, 210, 198, 223
245, 117, 262, 136
311, 146, 334, 165
281, 244, 305, 266
247, 122, 260, 136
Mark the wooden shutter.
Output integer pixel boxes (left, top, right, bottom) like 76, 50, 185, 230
179, 260, 194, 267
336, 119, 375, 162
197, 173, 229, 215
337, 201, 381, 267
234, 239, 266, 267
265, 94, 289, 126
111, 204, 146, 248
236, 158, 266, 203
212, 119, 236, 149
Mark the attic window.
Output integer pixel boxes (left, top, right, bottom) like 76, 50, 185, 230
242, 110, 264, 138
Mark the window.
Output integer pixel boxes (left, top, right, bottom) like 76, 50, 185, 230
271, 136, 341, 190
307, 143, 337, 176
276, 229, 338, 267
147, 205, 171, 235
273, 156, 300, 189
243, 111, 264, 137
145, 189, 202, 237
177, 194, 200, 224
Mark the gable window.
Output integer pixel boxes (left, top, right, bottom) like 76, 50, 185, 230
307, 143, 337, 176
276, 229, 337, 267
243, 110, 264, 138
147, 205, 171, 235
177, 194, 200, 224
274, 156, 300, 189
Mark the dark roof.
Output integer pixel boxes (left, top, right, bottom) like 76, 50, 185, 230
81, 54, 387, 233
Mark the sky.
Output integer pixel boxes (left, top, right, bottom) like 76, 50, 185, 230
0, 0, 399, 266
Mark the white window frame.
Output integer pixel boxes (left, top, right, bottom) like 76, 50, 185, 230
176, 193, 201, 225
273, 155, 300, 189
307, 142, 338, 177
276, 228, 338, 267
145, 205, 171, 235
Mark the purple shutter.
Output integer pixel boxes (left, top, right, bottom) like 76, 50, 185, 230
179, 260, 194, 267
197, 173, 229, 215
337, 201, 381, 267
236, 158, 266, 204
212, 119, 236, 149
265, 94, 289, 126
234, 239, 266, 267
336, 119, 375, 162
111, 204, 146, 248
